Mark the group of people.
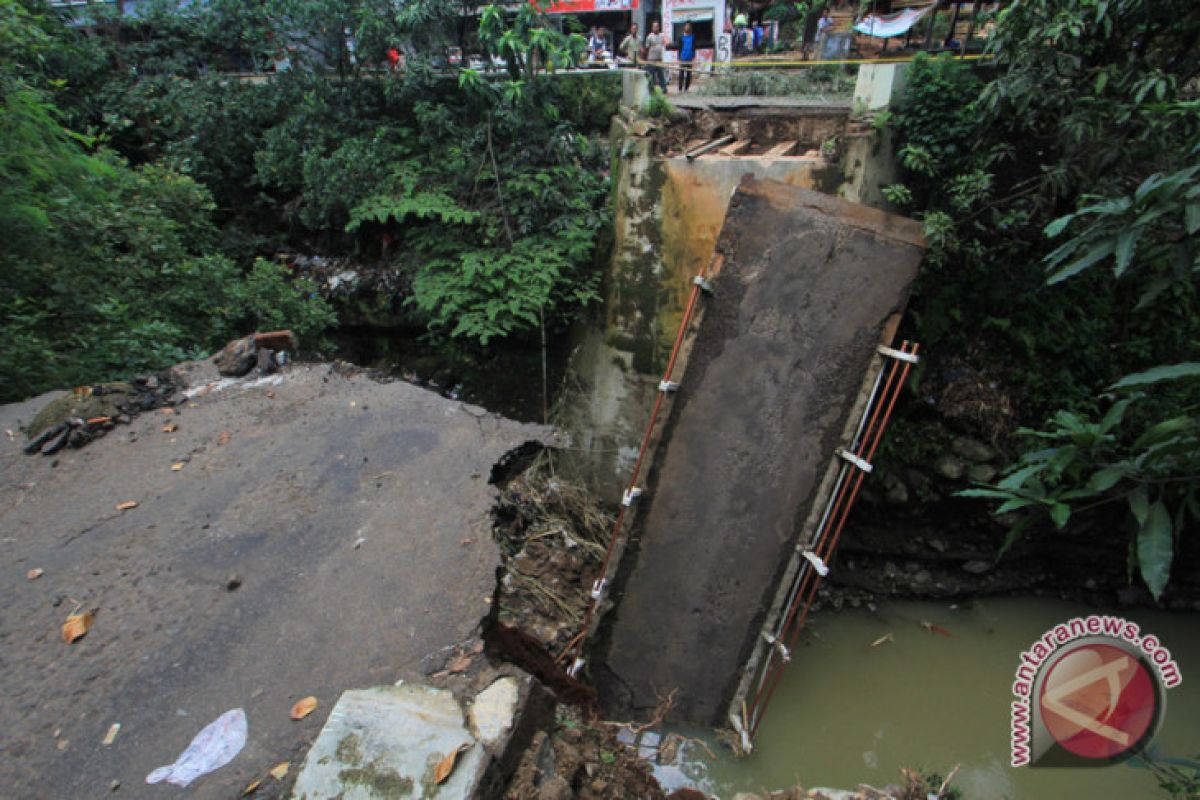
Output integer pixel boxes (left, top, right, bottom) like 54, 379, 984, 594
731, 13, 768, 55
614, 21, 696, 94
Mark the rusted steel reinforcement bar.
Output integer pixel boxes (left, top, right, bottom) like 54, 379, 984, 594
559, 254, 724, 675
743, 340, 919, 741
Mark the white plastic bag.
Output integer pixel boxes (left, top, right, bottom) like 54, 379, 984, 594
146, 708, 247, 787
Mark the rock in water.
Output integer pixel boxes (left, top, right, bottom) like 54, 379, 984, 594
216, 336, 257, 377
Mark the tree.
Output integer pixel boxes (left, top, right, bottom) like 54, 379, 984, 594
885, 0, 1200, 599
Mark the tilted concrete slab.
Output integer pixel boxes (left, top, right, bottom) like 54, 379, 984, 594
597, 177, 924, 724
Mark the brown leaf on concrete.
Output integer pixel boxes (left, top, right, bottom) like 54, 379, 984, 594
217, 431, 231, 446
160, 407, 175, 415
289, 696, 318, 720
171, 462, 185, 471
269, 761, 289, 780
447, 654, 471, 674
62, 611, 94, 643
434, 744, 470, 785
162, 422, 178, 433
27, 568, 44, 580
242, 778, 262, 796
115, 501, 138, 511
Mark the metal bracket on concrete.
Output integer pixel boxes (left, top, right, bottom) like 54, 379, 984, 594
658, 380, 681, 393
836, 448, 873, 473
798, 549, 830, 577
760, 632, 791, 663
590, 578, 608, 601
622, 487, 644, 507
877, 344, 920, 364
729, 712, 754, 754
692, 275, 715, 295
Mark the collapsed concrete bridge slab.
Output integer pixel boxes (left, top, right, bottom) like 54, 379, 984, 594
595, 177, 925, 725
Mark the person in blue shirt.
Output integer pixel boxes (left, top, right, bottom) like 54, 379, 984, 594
676, 22, 695, 92
752, 20, 764, 52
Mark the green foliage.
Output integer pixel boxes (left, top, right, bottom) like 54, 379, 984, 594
645, 87, 674, 119
0, 0, 334, 401
960, 392, 1199, 599
699, 66, 856, 97
888, 0, 1200, 598
1044, 155, 1200, 306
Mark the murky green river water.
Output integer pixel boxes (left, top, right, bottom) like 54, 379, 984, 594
658, 598, 1199, 799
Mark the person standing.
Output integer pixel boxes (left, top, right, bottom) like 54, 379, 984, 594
588, 27, 604, 62
619, 23, 641, 66
676, 22, 695, 93
752, 20, 764, 52
644, 21, 668, 93
733, 10, 748, 55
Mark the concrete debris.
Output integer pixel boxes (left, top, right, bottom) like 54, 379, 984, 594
215, 330, 295, 377
292, 685, 485, 799
469, 678, 521, 747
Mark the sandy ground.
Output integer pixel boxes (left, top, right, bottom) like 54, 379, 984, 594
0, 359, 550, 798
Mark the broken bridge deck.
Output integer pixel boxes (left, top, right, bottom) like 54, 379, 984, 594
596, 177, 925, 725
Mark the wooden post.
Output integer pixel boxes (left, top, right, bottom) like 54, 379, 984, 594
945, 0, 962, 48
922, 0, 941, 50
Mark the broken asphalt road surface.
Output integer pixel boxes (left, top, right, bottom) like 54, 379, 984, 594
0, 361, 550, 798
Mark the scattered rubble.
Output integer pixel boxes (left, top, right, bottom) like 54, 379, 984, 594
503, 708, 666, 800
21, 331, 296, 455
492, 454, 614, 654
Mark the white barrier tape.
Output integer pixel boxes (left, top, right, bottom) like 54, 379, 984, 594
658, 380, 680, 393
692, 275, 714, 294
801, 550, 830, 577
837, 448, 873, 473
568, 658, 586, 678
877, 344, 919, 363
622, 487, 643, 507
590, 578, 608, 601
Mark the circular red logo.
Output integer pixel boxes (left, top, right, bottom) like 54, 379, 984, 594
1038, 642, 1159, 761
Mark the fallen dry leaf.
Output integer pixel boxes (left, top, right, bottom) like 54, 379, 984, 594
101, 723, 120, 746
115, 500, 138, 511
433, 744, 470, 785
57, 739, 69, 751
471, 641, 484, 655
162, 422, 178, 433
160, 407, 175, 415
217, 430, 231, 446
27, 568, 44, 581
171, 462, 185, 471
242, 778, 262, 796
86, 416, 111, 425
266, 390, 276, 399
73, 386, 93, 398
269, 761, 289, 780
447, 654, 471, 674
62, 611, 94, 643
289, 696, 318, 721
